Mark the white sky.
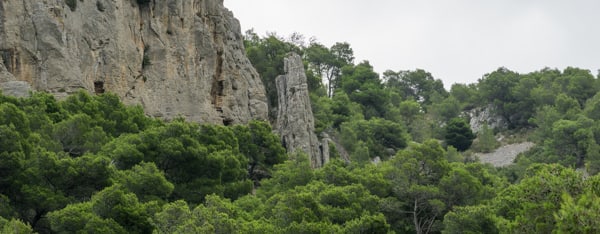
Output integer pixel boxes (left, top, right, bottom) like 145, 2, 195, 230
225, 0, 600, 88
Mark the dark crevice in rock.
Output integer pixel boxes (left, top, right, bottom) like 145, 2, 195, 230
1, 49, 19, 75
94, 81, 105, 94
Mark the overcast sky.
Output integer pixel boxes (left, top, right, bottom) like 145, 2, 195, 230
225, 0, 599, 88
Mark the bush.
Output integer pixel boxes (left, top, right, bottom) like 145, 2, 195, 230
445, 118, 476, 151
472, 124, 499, 153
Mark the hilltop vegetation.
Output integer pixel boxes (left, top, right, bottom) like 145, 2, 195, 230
245, 31, 600, 173
1, 32, 600, 233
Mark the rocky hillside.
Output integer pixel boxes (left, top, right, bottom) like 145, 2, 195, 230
0, 0, 267, 124
476, 142, 534, 167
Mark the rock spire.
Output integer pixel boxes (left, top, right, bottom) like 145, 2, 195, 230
276, 53, 328, 168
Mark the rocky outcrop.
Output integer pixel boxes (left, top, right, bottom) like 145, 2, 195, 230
320, 133, 331, 165
0, 81, 31, 98
467, 104, 508, 132
0, 0, 267, 124
476, 142, 534, 167
276, 53, 327, 168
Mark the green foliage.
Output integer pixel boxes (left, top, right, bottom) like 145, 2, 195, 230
48, 202, 128, 234
494, 164, 585, 233
102, 120, 258, 203
257, 152, 314, 198
91, 185, 154, 233
244, 31, 304, 118
305, 42, 354, 97
445, 118, 475, 151
554, 192, 600, 234
449, 83, 479, 109
2, 28, 600, 232
341, 118, 409, 160
115, 162, 174, 202
232, 121, 286, 182
478, 67, 519, 121
443, 205, 499, 234
384, 69, 448, 105
0, 218, 34, 234
0, 90, 292, 232
429, 95, 461, 122
48, 185, 155, 234
340, 61, 387, 118
472, 124, 499, 153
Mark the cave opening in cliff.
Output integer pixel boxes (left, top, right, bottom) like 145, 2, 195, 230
222, 118, 233, 126
94, 81, 105, 94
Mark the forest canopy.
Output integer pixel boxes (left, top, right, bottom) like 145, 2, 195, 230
1, 31, 600, 233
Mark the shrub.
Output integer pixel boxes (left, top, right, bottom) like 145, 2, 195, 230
445, 118, 476, 151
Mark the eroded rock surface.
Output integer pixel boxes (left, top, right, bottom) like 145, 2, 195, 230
0, 0, 267, 124
276, 53, 326, 168
467, 104, 508, 132
476, 142, 534, 167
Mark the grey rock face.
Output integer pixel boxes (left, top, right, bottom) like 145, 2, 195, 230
276, 53, 325, 168
0, 0, 267, 124
0, 81, 31, 98
467, 104, 507, 132
320, 133, 330, 165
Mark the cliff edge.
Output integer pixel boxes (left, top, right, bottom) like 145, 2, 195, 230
0, 0, 267, 124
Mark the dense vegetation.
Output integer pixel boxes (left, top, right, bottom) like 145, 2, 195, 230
1, 31, 599, 233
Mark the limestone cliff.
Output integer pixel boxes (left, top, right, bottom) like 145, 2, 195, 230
0, 0, 267, 124
467, 104, 508, 132
276, 53, 327, 168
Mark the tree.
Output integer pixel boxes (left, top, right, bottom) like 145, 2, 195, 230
151, 200, 192, 234
445, 118, 475, 151
91, 185, 154, 234
494, 164, 585, 233
257, 152, 314, 198
115, 162, 174, 202
0, 125, 26, 195
554, 192, 600, 234
531, 116, 599, 169
52, 114, 109, 156
477, 67, 520, 127
583, 92, 600, 120
244, 31, 303, 118
340, 118, 409, 160
442, 205, 499, 234
232, 121, 286, 183
384, 69, 447, 105
339, 61, 387, 118
429, 96, 461, 123
385, 140, 451, 234
472, 124, 499, 153
0, 102, 31, 137
47, 202, 127, 234
0, 217, 34, 234
561, 67, 598, 106
449, 83, 478, 108
305, 42, 355, 98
